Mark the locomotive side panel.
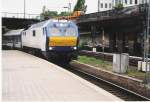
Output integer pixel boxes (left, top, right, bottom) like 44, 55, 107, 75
22, 27, 47, 51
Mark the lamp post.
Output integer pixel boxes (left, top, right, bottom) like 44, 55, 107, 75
144, 0, 150, 84
24, 0, 26, 18
63, 2, 71, 20
63, 3, 71, 13
98, 0, 100, 12
63, 7, 69, 11
68, 2, 71, 13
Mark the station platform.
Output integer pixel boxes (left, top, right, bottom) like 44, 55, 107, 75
2, 50, 122, 101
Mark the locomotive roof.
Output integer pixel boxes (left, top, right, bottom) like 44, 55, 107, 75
4, 29, 24, 36
28, 19, 72, 29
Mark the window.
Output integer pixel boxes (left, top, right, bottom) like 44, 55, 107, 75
65, 28, 77, 36
33, 30, 36, 37
43, 28, 45, 35
45, 27, 47, 36
109, 3, 111, 8
101, 3, 103, 8
116, 0, 122, 4
43, 27, 47, 35
130, 0, 132, 4
135, 0, 137, 4
115, 0, 118, 5
105, 3, 107, 8
22, 32, 26, 36
50, 27, 61, 36
125, 0, 128, 4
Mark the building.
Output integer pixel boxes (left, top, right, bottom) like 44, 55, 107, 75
140, 0, 150, 4
113, 0, 150, 7
85, 0, 149, 14
85, 0, 113, 13
98, 0, 113, 12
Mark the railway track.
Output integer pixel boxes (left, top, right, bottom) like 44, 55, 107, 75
60, 64, 150, 101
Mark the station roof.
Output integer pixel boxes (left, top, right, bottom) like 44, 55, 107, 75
4, 29, 24, 36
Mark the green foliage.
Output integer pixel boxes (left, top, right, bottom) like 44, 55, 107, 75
59, 12, 72, 16
77, 55, 145, 80
40, 6, 74, 20
78, 42, 92, 50
127, 68, 145, 79
74, 0, 87, 13
40, 6, 58, 20
79, 42, 87, 48
35, 16, 41, 20
40, 11, 58, 20
114, 3, 124, 10
78, 56, 112, 71
40, 1, 87, 20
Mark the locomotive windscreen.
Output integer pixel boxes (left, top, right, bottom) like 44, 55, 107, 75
50, 22, 77, 37
65, 28, 76, 36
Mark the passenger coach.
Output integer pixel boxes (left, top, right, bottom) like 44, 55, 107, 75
3, 29, 24, 49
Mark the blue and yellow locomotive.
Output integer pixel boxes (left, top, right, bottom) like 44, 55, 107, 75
22, 19, 79, 63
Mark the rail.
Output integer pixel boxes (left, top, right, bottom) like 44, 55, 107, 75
67, 62, 150, 101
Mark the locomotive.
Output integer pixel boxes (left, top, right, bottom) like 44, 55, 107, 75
4, 19, 79, 63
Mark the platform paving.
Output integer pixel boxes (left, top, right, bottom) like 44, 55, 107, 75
2, 50, 122, 101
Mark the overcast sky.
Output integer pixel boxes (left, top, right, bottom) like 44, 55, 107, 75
2, 0, 98, 15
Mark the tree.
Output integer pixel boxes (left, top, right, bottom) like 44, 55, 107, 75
40, 6, 58, 20
74, 0, 87, 13
59, 12, 72, 16
114, 3, 124, 10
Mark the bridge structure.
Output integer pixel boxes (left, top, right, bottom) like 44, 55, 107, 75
76, 4, 148, 57
2, 12, 40, 34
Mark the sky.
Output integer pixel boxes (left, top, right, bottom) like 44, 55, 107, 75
2, 0, 98, 17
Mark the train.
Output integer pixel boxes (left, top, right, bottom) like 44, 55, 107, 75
2, 29, 24, 49
3, 19, 79, 63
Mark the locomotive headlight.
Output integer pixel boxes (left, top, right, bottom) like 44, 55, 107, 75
49, 47, 53, 50
73, 47, 77, 50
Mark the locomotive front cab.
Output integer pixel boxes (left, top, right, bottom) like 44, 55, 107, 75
48, 21, 79, 52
